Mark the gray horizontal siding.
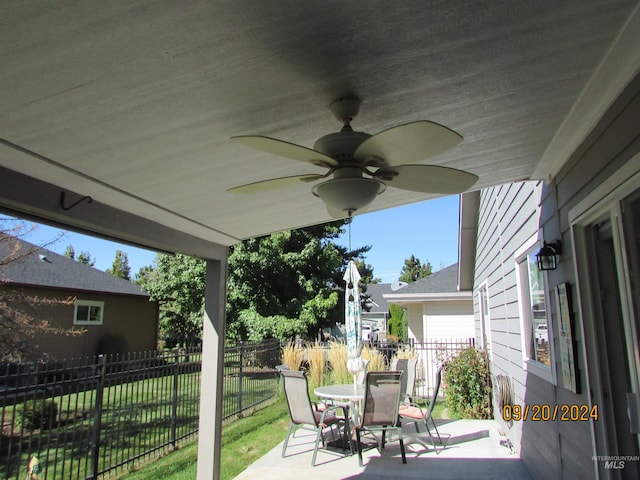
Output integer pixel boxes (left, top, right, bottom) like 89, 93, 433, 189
475, 180, 555, 476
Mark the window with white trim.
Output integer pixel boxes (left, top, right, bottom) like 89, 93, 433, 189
74, 300, 104, 325
516, 246, 551, 368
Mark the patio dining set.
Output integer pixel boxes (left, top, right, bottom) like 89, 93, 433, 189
279, 359, 444, 468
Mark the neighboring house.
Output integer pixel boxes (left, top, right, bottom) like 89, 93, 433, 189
361, 283, 392, 333
384, 263, 474, 342
0, 237, 158, 359
459, 79, 640, 480
384, 263, 474, 396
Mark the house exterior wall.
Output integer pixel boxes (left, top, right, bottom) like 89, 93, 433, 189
476, 73, 640, 479
406, 303, 424, 342
3, 285, 158, 359
406, 300, 474, 342
422, 300, 474, 340
474, 180, 561, 478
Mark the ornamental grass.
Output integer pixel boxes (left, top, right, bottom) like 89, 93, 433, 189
280, 341, 304, 371
360, 345, 386, 372
305, 341, 326, 389
392, 345, 419, 361
326, 341, 351, 385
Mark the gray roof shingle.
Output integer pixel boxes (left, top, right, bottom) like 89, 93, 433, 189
395, 263, 460, 294
362, 283, 393, 313
0, 236, 149, 297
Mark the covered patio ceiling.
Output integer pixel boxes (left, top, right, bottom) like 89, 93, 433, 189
1, 1, 638, 256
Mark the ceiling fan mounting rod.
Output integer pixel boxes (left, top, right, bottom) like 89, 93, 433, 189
329, 96, 361, 124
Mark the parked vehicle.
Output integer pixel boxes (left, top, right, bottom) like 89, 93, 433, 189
362, 325, 372, 343
535, 323, 548, 342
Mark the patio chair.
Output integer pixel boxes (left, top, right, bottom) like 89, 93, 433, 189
280, 369, 350, 466
354, 371, 406, 466
390, 357, 418, 402
398, 364, 444, 451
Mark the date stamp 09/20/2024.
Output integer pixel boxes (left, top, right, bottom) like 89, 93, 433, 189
501, 403, 599, 422
501, 404, 640, 471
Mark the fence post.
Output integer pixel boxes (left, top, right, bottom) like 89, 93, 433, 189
171, 349, 179, 448
90, 355, 106, 480
237, 342, 244, 414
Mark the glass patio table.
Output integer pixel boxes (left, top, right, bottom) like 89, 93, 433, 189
314, 383, 364, 403
314, 384, 365, 453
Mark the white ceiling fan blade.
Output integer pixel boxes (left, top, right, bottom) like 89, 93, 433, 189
377, 164, 478, 194
354, 121, 463, 167
227, 174, 324, 194
231, 135, 339, 168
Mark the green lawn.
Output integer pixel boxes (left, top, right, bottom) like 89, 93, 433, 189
120, 397, 290, 480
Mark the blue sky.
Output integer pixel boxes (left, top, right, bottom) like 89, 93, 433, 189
336, 196, 460, 282
5, 195, 460, 283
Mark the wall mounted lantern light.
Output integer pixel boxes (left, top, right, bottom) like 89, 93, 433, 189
536, 240, 562, 271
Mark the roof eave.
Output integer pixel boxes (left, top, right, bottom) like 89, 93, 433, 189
383, 291, 472, 304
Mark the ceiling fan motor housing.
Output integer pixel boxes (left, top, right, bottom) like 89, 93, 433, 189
312, 167, 386, 215
313, 131, 371, 163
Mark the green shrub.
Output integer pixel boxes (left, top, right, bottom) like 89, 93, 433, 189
18, 399, 58, 430
388, 304, 408, 341
443, 346, 492, 419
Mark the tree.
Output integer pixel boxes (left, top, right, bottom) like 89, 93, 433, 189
387, 303, 408, 341
106, 250, 131, 280
76, 251, 96, 267
138, 254, 206, 348
1, 219, 84, 361
399, 254, 432, 283
353, 258, 380, 285
64, 245, 97, 267
134, 264, 154, 285
354, 258, 380, 313
226, 220, 371, 342
63, 244, 75, 259
138, 220, 374, 345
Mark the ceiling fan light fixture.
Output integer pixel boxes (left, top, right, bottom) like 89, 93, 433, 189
312, 177, 386, 216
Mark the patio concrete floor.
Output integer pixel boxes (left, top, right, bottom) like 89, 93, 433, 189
233, 418, 533, 479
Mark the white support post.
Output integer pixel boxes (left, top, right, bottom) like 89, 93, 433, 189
197, 258, 227, 480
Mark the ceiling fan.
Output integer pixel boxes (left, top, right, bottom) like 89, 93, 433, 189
229, 96, 478, 218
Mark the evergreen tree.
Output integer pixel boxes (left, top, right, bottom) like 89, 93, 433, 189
63, 244, 75, 259
138, 220, 375, 344
354, 258, 381, 285
399, 254, 432, 283
77, 251, 96, 267
387, 303, 408, 341
134, 264, 154, 285
227, 221, 370, 341
106, 250, 131, 280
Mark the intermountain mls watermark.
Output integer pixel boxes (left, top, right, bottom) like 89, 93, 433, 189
593, 455, 640, 470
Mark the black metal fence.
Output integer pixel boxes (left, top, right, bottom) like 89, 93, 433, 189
222, 340, 281, 421
376, 338, 476, 398
0, 340, 281, 480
